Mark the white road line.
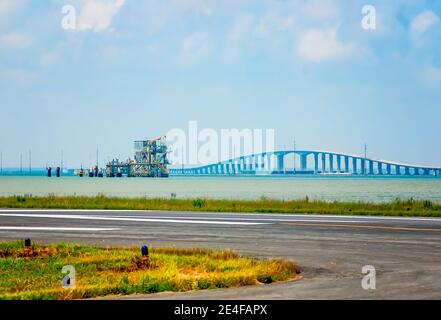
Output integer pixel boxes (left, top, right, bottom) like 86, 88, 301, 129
0, 227, 120, 231
0, 209, 439, 222
111, 215, 370, 224
0, 213, 382, 225
0, 213, 269, 226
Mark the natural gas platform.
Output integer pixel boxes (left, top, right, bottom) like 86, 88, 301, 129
106, 136, 169, 178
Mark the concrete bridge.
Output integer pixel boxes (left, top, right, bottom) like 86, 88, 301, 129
169, 150, 441, 177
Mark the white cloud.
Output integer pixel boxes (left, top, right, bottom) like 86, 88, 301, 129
77, 0, 125, 32
222, 14, 254, 63
178, 32, 213, 67
130, 0, 214, 35
222, 12, 295, 63
301, 0, 339, 22
410, 10, 439, 34
177, 0, 214, 16
297, 27, 356, 62
253, 12, 295, 40
0, 32, 32, 49
229, 14, 255, 42
0, 0, 24, 18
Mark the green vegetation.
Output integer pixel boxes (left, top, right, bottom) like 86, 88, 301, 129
0, 241, 298, 300
0, 194, 440, 217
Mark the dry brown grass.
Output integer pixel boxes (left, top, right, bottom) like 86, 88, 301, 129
0, 241, 299, 300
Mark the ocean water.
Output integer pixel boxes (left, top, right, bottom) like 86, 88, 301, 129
0, 176, 440, 203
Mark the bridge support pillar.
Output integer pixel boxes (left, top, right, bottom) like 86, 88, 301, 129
314, 153, 319, 174
266, 153, 272, 172
378, 162, 383, 175
321, 153, 326, 173
329, 154, 334, 173
344, 156, 350, 173
396, 165, 401, 175
277, 154, 284, 171
369, 161, 374, 175
405, 167, 410, 176
301, 154, 308, 171
337, 155, 342, 172
260, 153, 265, 170
387, 164, 392, 175
352, 158, 358, 174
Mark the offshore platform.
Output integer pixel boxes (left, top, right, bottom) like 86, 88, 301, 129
106, 136, 169, 177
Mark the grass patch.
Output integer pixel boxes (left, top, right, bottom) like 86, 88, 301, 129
0, 241, 299, 300
0, 194, 440, 217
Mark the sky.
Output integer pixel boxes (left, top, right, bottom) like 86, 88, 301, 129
0, 0, 441, 168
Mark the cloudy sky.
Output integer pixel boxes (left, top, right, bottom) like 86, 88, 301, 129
0, 0, 440, 168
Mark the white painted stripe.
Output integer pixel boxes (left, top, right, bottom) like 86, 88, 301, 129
149, 210, 441, 222
0, 227, 120, 231
112, 215, 370, 224
0, 209, 439, 222
156, 211, 441, 223
0, 213, 269, 226
0, 213, 382, 225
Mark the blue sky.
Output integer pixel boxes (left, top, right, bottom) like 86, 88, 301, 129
0, 0, 441, 168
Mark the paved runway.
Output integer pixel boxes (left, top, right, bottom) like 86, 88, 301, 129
1, 209, 440, 299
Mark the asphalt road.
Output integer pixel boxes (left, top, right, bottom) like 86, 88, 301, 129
0, 209, 440, 299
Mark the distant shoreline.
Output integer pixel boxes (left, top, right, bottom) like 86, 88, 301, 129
1, 195, 440, 217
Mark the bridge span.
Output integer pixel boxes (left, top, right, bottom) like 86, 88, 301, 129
169, 150, 441, 177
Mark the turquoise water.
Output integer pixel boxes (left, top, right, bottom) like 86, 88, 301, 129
0, 176, 440, 203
